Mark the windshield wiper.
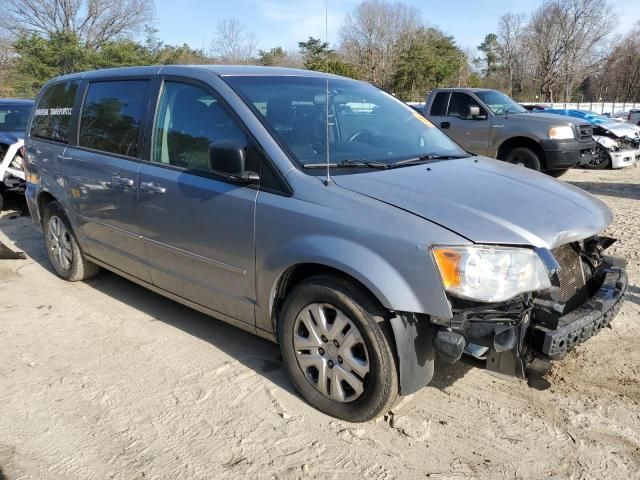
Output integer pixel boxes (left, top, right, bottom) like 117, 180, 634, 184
303, 159, 389, 169
387, 153, 469, 168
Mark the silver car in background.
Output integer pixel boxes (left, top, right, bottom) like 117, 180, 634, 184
24, 66, 627, 421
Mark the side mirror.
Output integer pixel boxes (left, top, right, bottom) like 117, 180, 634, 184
208, 140, 259, 184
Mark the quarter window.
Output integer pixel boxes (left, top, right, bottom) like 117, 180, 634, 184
30, 80, 79, 143
152, 82, 246, 173
79, 80, 148, 157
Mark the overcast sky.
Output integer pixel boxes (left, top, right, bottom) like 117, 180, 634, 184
154, 0, 640, 53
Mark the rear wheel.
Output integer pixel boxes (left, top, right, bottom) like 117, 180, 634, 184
43, 201, 100, 281
584, 145, 611, 169
503, 147, 542, 171
278, 275, 399, 422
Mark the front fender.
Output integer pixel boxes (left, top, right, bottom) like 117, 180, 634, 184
267, 235, 428, 314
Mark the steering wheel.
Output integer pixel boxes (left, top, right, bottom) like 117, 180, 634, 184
348, 130, 373, 142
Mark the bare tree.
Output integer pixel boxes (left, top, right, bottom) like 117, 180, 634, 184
497, 13, 527, 96
525, 0, 615, 102
339, 0, 421, 89
210, 18, 257, 64
590, 24, 640, 102
2, 0, 154, 46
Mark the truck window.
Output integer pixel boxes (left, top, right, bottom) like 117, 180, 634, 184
430, 92, 449, 116
79, 80, 148, 158
30, 80, 79, 143
447, 93, 485, 119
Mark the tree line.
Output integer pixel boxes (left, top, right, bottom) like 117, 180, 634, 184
0, 0, 637, 103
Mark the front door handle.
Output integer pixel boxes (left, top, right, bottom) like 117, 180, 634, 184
140, 181, 166, 194
110, 175, 135, 187
440, 121, 450, 129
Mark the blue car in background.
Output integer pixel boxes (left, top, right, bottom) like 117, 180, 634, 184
538, 109, 640, 169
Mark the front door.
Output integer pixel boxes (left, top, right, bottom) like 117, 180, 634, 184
440, 92, 491, 155
65, 79, 151, 282
138, 79, 258, 323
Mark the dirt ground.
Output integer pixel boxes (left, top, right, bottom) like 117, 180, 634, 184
0, 167, 638, 480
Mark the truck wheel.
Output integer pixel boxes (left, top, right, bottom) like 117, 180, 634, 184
278, 274, 399, 422
548, 169, 569, 178
504, 147, 542, 171
584, 146, 611, 170
43, 201, 100, 281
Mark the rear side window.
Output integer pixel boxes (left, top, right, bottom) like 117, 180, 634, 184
30, 80, 79, 143
430, 92, 449, 116
79, 80, 148, 157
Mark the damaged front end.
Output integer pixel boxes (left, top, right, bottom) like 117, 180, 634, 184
431, 237, 627, 380
591, 125, 640, 169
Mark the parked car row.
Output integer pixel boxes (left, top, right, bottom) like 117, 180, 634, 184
0, 99, 34, 210
15, 66, 627, 421
538, 109, 640, 169
423, 88, 596, 177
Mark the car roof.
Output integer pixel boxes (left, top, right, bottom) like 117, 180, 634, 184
433, 88, 496, 93
55, 65, 351, 81
0, 98, 35, 105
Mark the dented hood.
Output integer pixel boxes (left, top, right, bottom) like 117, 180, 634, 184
333, 157, 613, 248
597, 122, 640, 138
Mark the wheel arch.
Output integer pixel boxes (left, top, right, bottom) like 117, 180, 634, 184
36, 190, 57, 225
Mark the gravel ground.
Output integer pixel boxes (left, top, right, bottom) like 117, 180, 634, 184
0, 167, 638, 480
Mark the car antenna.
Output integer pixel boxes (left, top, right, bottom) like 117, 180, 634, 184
323, 0, 331, 186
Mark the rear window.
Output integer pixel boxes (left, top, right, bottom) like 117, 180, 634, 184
30, 81, 79, 143
0, 104, 32, 132
79, 80, 148, 157
430, 92, 449, 116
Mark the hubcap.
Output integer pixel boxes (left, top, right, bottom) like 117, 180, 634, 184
47, 216, 73, 271
293, 303, 370, 403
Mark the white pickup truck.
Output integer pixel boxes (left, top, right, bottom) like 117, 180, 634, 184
0, 99, 34, 210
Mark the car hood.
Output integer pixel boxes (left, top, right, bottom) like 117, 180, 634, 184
333, 157, 612, 248
0, 131, 24, 144
597, 122, 640, 138
518, 112, 588, 127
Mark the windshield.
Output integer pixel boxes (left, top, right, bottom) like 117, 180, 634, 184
224, 75, 468, 172
0, 104, 32, 132
475, 91, 526, 115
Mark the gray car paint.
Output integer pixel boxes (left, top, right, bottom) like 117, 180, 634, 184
425, 88, 592, 161
24, 66, 613, 343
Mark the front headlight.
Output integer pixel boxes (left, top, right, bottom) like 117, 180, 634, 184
549, 126, 575, 140
9, 154, 23, 171
431, 245, 551, 302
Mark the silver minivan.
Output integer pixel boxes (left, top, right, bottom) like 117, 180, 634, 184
24, 66, 627, 422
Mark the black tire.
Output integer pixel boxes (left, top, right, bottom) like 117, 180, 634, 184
503, 147, 542, 171
42, 201, 100, 281
0, 191, 4, 213
278, 274, 399, 422
584, 145, 611, 170
548, 169, 569, 178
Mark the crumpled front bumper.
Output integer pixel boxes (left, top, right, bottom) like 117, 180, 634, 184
609, 149, 640, 169
528, 266, 627, 359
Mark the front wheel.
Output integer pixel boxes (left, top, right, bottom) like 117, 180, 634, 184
584, 146, 611, 169
278, 275, 399, 422
503, 147, 542, 171
548, 169, 569, 178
